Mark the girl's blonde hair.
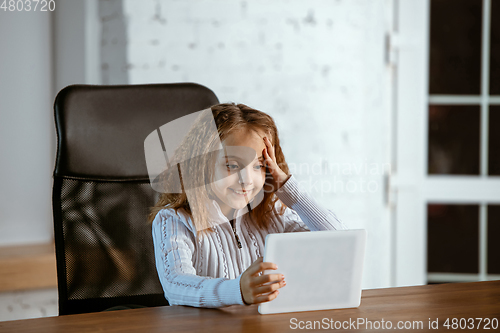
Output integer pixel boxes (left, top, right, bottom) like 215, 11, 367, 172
147, 103, 289, 241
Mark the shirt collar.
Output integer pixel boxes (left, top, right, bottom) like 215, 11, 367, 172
207, 199, 248, 223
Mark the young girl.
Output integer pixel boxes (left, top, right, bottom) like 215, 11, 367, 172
149, 103, 347, 308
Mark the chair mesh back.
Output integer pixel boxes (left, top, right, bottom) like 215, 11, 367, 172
53, 177, 169, 314
57, 178, 160, 299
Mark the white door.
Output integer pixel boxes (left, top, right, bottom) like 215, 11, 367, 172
392, 0, 500, 287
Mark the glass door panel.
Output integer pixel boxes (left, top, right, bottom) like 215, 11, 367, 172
488, 106, 500, 175
428, 105, 480, 175
429, 0, 483, 94
489, 0, 500, 94
487, 205, 500, 274
427, 204, 479, 274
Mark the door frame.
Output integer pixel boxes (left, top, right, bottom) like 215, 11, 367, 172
393, 0, 500, 287
391, 0, 429, 287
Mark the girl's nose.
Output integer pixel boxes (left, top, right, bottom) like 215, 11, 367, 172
237, 168, 253, 186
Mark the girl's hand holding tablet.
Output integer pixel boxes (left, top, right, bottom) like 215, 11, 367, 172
240, 257, 286, 305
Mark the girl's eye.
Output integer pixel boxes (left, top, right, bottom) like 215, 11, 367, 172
225, 163, 239, 170
225, 162, 264, 170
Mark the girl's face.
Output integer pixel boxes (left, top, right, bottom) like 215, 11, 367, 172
210, 128, 268, 219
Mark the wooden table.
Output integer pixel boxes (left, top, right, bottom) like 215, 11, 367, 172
1, 281, 499, 332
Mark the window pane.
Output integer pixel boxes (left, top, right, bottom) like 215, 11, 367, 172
429, 0, 482, 94
428, 105, 480, 175
427, 204, 479, 274
488, 106, 500, 175
488, 205, 500, 274
490, 0, 500, 94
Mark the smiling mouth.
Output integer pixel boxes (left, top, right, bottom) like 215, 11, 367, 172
230, 188, 253, 195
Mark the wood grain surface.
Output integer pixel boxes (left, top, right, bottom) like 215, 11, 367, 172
0, 243, 56, 292
0, 280, 498, 332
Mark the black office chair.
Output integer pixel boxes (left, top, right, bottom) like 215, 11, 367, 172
52, 83, 219, 315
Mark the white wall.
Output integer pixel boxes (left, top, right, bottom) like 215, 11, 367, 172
0, 288, 57, 322
54, 0, 101, 93
0, 9, 55, 246
0, 1, 100, 322
0, 1, 101, 247
109, 0, 394, 289
0, 6, 58, 323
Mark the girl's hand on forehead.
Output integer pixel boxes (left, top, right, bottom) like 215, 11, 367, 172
262, 137, 290, 192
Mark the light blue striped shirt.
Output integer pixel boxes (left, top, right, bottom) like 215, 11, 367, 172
152, 174, 347, 308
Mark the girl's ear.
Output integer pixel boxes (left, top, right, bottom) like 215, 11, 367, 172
265, 133, 273, 145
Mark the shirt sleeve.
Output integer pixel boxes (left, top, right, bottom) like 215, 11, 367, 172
274, 174, 348, 232
152, 210, 246, 308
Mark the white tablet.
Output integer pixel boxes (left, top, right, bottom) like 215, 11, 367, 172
258, 229, 367, 315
